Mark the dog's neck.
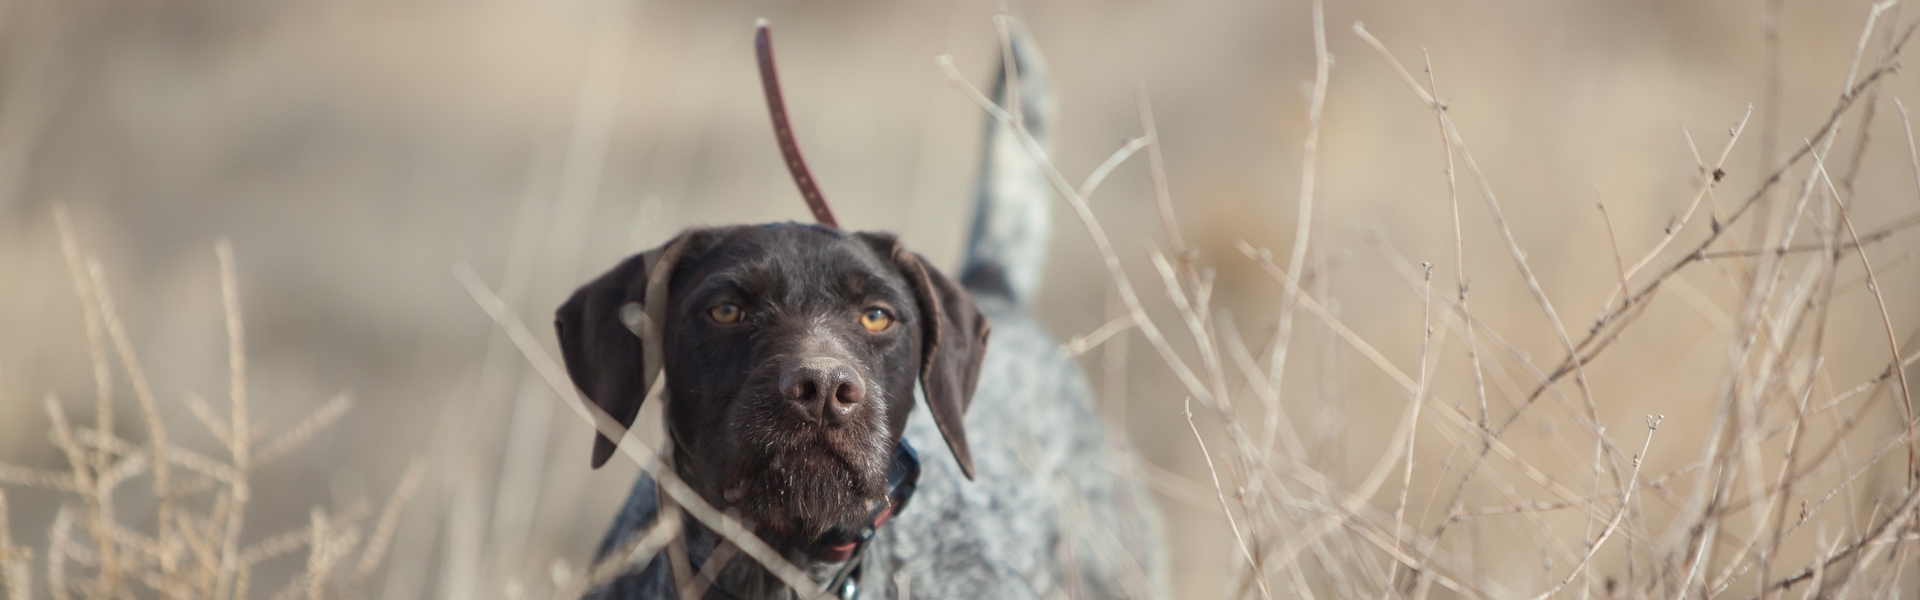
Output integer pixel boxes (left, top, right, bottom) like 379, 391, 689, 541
628, 441, 921, 599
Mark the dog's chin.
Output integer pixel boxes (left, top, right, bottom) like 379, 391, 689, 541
723, 442, 886, 542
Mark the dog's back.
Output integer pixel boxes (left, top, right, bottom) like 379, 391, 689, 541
858, 25, 1167, 600
867, 301, 1167, 599
584, 23, 1166, 599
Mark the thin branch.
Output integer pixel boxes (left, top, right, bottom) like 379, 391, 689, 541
1810, 148, 1916, 486
1135, 84, 1185, 256
1182, 399, 1267, 599
1265, 0, 1332, 444
1078, 136, 1152, 202
351, 458, 426, 588
1062, 314, 1137, 358
934, 55, 1216, 409
1531, 416, 1661, 600
454, 263, 826, 597
249, 394, 354, 469
1697, 210, 1920, 258
1595, 192, 1631, 309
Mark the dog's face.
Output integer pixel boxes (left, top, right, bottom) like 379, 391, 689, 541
661, 225, 923, 540
556, 223, 988, 549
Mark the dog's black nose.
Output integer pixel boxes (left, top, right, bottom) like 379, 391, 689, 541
779, 357, 865, 421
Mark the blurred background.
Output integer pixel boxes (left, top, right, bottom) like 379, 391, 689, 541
2, 0, 1918, 597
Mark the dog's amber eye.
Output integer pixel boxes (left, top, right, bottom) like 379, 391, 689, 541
709, 304, 742, 324
860, 308, 892, 332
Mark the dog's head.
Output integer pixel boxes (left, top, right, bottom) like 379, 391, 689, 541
555, 223, 988, 545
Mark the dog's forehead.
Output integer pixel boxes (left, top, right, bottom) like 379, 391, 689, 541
677, 223, 907, 302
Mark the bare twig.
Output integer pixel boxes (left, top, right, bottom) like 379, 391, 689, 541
571, 511, 684, 597
250, 394, 354, 469
1532, 416, 1661, 599
454, 263, 826, 597
1265, 0, 1332, 453
351, 458, 426, 589
1595, 193, 1631, 309
1181, 399, 1267, 598
934, 54, 1215, 411
1810, 148, 1916, 485
1392, 265, 1437, 580
215, 240, 250, 600
1135, 85, 1184, 256
1078, 136, 1153, 202
86, 258, 176, 594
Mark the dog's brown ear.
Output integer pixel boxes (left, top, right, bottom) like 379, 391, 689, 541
556, 232, 701, 469
861, 233, 991, 480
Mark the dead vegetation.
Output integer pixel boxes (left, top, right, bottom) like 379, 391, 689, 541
918, 4, 1920, 598
0, 208, 424, 600
4, 1, 1920, 599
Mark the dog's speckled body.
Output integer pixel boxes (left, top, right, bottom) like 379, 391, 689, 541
588, 296, 1164, 599
574, 25, 1166, 599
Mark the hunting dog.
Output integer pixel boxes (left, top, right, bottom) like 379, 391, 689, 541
558, 27, 1166, 599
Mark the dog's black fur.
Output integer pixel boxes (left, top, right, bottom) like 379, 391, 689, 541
557, 226, 985, 554
560, 23, 1165, 599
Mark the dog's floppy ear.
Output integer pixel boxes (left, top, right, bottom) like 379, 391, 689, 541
555, 232, 702, 469
860, 233, 991, 480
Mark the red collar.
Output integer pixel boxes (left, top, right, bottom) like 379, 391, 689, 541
814, 440, 920, 563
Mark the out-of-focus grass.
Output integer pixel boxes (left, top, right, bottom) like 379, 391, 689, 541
0, 212, 425, 598
2, 0, 1918, 598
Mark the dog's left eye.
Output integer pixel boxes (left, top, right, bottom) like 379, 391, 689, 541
860, 308, 893, 332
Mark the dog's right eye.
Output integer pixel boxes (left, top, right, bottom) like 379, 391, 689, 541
708, 304, 742, 324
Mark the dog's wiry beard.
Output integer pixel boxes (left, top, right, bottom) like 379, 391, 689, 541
716, 369, 893, 542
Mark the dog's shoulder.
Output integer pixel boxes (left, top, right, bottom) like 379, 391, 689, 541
870, 298, 1164, 599
584, 476, 676, 599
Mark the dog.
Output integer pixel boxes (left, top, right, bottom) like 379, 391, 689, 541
557, 25, 1167, 599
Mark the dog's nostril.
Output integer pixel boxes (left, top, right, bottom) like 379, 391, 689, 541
832, 372, 865, 407
784, 379, 819, 402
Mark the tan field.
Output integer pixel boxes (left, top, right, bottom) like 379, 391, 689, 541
2, 0, 1918, 598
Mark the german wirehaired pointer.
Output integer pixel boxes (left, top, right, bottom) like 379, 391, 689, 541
557, 25, 1166, 599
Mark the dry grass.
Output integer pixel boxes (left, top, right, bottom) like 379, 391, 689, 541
4, 1, 1920, 599
0, 210, 424, 600
923, 3, 1920, 598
